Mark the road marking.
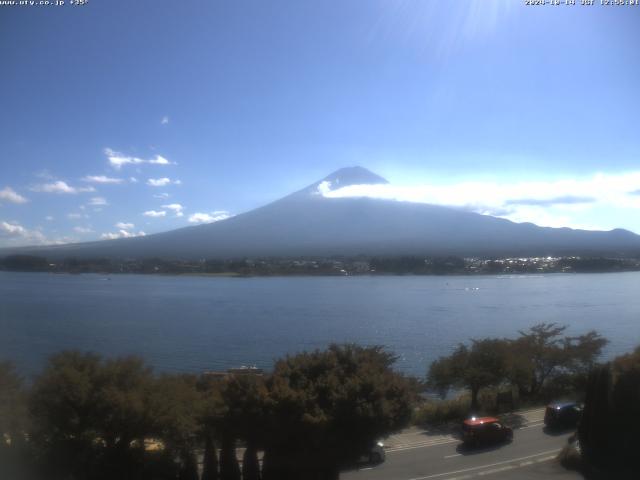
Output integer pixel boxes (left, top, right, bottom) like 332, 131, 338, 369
535, 455, 556, 463
478, 465, 514, 476
389, 438, 456, 449
387, 422, 547, 453
520, 422, 545, 429
387, 438, 459, 453
407, 448, 560, 480
444, 454, 462, 459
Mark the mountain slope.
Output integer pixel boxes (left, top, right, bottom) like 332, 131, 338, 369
4, 167, 640, 259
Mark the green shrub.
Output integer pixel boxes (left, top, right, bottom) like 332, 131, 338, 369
412, 396, 471, 426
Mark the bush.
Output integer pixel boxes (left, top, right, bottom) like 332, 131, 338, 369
412, 396, 471, 426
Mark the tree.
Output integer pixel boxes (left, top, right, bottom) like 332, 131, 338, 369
201, 433, 219, 480
610, 347, 640, 470
219, 435, 241, 480
0, 361, 27, 445
242, 444, 261, 480
578, 365, 612, 468
219, 374, 268, 480
29, 351, 156, 480
578, 347, 640, 479
177, 448, 199, 480
198, 375, 226, 480
149, 374, 202, 457
262, 344, 413, 480
428, 339, 508, 412
578, 347, 640, 476
0, 361, 30, 479
506, 323, 607, 398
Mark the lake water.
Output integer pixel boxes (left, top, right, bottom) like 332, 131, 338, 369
1, 271, 639, 379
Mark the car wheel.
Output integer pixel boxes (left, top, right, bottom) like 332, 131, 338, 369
370, 452, 382, 464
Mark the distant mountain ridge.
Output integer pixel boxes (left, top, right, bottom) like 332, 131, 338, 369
3, 167, 640, 259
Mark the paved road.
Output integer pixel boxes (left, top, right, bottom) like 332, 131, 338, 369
341, 409, 582, 480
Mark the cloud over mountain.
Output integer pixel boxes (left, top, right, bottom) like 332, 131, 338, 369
188, 211, 231, 224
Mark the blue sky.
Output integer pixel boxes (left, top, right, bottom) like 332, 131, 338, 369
1, 0, 639, 246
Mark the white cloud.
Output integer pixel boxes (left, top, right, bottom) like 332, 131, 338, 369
45, 215, 54, 221
130, 177, 139, 183
34, 169, 55, 180
315, 181, 332, 196
105, 148, 174, 170
30, 181, 95, 194
0, 221, 47, 246
0, 221, 27, 236
0, 187, 28, 204
67, 212, 89, 220
154, 192, 170, 199
143, 210, 166, 217
147, 177, 171, 187
161, 116, 169, 125
105, 148, 145, 169
149, 155, 171, 165
115, 222, 135, 230
73, 226, 94, 234
188, 210, 231, 224
88, 196, 108, 206
162, 203, 184, 217
82, 175, 123, 184
101, 230, 146, 240
317, 170, 640, 231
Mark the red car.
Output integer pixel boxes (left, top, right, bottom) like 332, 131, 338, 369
462, 417, 513, 447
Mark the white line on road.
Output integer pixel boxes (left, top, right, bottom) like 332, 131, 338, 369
387, 438, 459, 453
444, 454, 462, 459
478, 465, 514, 476
387, 422, 546, 454
520, 422, 545, 429
407, 448, 560, 480
535, 455, 556, 463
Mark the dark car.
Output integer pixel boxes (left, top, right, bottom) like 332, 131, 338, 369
544, 402, 582, 429
462, 417, 513, 447
356, 441, 385, 464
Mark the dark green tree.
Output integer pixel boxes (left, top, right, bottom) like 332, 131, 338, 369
610, 347, 640, 470
242, 444, 261, 480
219, 374, 268, 480
149, 374, 202, 457
219, 434, 241, 480
198, 375, 226, 480
0, 361, 30, 479
428, 338, 508, 411
262, 344, 413, 480
201, 433, 219, 480
177, 448, 199, 480
578, 347, 640, 477
578, 365, 612, 468
29, 351, 156, 480
0, 361, 27, 446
